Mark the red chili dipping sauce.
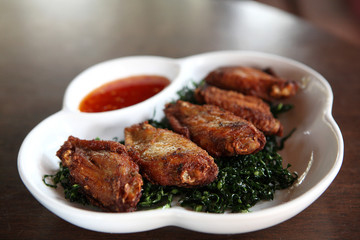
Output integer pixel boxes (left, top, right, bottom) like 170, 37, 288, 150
79, 75, 170, 113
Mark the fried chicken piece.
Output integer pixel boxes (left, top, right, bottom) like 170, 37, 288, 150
164, 100, 266, 157
195, 85, 283, 136
125, 122, 218, 187
56, 136, 143, 212
204, 66, 298, 101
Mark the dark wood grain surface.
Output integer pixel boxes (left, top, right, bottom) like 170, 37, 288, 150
1, 0, 359, 239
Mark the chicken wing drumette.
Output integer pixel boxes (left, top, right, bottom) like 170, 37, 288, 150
195, 85, 283, 136
204, 66, 298, 101
125, 122, 218, 187
56, 136, 143, 212
164, 100, 266, 157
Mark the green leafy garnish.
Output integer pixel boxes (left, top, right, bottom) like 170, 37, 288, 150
137, 181, 180, 210
270, 102, 294, 118
43, 163, 89, 205
174, 80, 202, 103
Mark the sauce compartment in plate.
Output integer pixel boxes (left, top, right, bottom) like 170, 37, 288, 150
61, 56, 183, 140
63, 56, 181, 114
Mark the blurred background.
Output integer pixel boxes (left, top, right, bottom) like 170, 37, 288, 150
255, 0, 360, 46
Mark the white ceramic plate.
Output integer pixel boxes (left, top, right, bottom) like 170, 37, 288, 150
18, 51, 343, 234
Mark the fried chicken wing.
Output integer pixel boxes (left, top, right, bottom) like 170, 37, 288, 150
195, 85, 283, 136
124, 122, 218, 187
204, 66, 298, 101
164, 100, 266, 157
56, 136, 143, 212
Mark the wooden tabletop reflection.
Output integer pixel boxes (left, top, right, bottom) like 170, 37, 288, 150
1, 0, 359, 239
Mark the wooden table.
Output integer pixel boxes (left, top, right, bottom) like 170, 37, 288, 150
1, 0, 359, 239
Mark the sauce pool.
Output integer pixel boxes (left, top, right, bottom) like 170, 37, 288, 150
79, 75, 170, 113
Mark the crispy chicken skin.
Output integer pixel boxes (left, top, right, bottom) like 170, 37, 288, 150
125, 122, 218, 187
195, 85, 283, 136
56, 136, 143, 212
204, 66, 298, 101
164, 100, 266, 157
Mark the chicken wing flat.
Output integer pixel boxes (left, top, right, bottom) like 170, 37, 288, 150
204, 66, 298, 101
164, 100, 266, 157
56, 136, 143, 212
124, 122, 218, 187
195, 85, 283, 136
